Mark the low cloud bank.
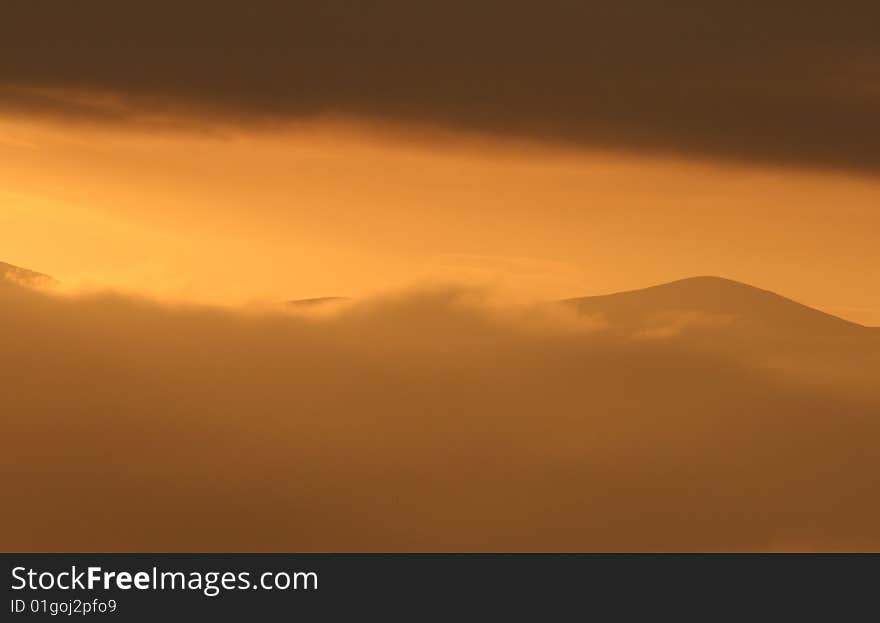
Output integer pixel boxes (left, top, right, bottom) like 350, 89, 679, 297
2, 282, 878, 551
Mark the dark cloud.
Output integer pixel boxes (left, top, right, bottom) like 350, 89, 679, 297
2, 1, 879, 172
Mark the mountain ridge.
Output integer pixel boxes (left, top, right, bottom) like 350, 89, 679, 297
0, 261, 55, 288
2, 260, 875, 330
564, 275, 875, 333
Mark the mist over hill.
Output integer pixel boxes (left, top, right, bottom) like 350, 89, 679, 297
1, 263, 878, 551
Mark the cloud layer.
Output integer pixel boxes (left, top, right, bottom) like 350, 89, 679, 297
2, 1, 880, 173
2, 280, 879, 551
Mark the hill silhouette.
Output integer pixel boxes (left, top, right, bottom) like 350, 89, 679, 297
286, 296, 348, 308
565, 276, 873, 335
0, 261, 55, 289
563, 276, 879, 393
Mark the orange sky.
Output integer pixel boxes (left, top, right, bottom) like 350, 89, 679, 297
2, 114, 879, 325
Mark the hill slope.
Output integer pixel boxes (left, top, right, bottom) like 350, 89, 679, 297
0, 261, 55, 288
565, 276, 873, 336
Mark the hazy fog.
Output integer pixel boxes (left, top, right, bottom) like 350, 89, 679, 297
2, 275, 878, 551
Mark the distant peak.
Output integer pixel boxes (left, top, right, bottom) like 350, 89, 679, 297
0, 261, 55, 288
286, 296, 348, 308
643, 275, 767, 291
669, 275, 745, 285
569, 275, 773, 302
565, 275, 869, 332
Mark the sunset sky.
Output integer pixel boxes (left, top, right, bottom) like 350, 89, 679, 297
3, 1, 880, 554
2, 114, 879, 324
2, 2, 879, 322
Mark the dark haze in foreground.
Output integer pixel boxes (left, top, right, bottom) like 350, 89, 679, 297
1, 266, 879, 551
